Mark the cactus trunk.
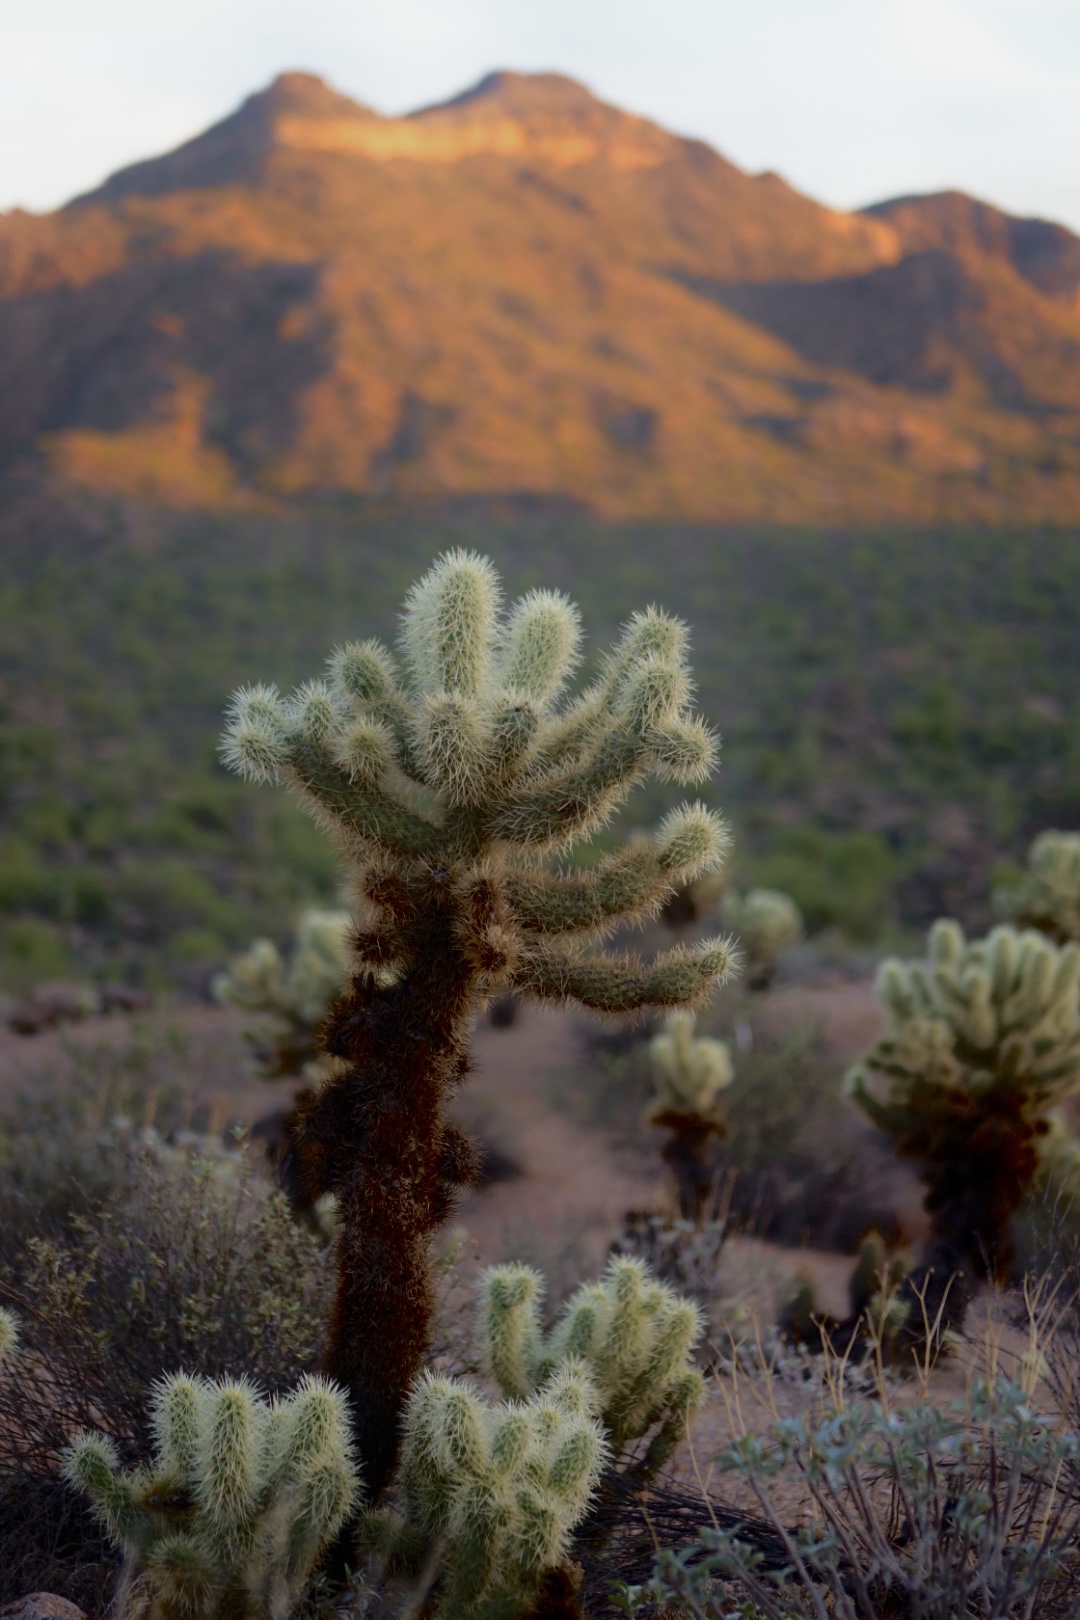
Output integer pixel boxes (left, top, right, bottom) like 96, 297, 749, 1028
299, 891, 481, 1496
660, 1118, 721, 1221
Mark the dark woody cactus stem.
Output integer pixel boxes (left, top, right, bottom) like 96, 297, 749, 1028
221, 552, 736, 1498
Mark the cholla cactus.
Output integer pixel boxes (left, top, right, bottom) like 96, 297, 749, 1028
647, 1012, 734, 1219
63, 1373, 359, 1620
0, 1307, 18, 1368
213, 908, 353, 1079
723, 887, 803, 989
847, 920, 1080, 1279
479, 1255, 706, 1479
383, 1363, 605, 1619
220, 551, 734, 1496
997, 830, 1080, 945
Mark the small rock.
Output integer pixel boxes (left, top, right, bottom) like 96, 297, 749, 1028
0, 1595, 88, 1620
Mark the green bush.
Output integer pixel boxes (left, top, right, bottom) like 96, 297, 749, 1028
0, 916, 69, 991
748, 827, 897, 941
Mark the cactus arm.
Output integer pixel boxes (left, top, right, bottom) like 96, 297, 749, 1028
504, 851, 676, 936
504, 806, 728, 937
62, 1434, 147, 1547
283, 736, 440, 857
512, 937, 736, 1013
486, 730, 648, 851
480, 1265, 545, 1399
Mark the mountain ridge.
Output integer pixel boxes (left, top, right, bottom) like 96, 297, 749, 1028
1, 70, 1079, 522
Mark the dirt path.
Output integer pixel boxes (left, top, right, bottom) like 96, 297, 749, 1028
454, 1004, 662, 1279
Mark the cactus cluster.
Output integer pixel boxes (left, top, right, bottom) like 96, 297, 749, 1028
847, 920, 1080, 1279
220, 551, 734, 1496
381, 1363, 606, 1619
213, 908, 353, 1079
722, 887, 803, 989
646, 1012, 734, 1219
64, 1373, 359, 1620
480, 1255, 706, 1479
998, 830, 1080, 945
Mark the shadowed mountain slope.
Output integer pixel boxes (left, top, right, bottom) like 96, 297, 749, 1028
1, 70, 1079, 520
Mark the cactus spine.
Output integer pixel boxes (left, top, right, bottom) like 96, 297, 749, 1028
997, 829, 1080, 945
847, 920, 1080, 1281
479, 1255, 706, 1480
647, 1012, 734, 1219
64, 1373, 359, 1620
220, 552, 734, 1495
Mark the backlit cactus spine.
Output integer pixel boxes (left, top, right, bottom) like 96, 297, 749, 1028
647, 1012, 734, 1219
220, 552, 735, 1496
479, 1255, 706, 1480
997, 830, 1080, 945
847, 920, 1080, 1280
63, 1373, 359, 1620
383, 1363, 605, 1619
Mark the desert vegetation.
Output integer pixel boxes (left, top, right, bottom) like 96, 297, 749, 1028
2, 539, 1080, 1620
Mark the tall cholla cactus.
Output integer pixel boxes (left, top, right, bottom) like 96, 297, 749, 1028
647, 1012, 734, 1220
213, 908, 352, 1079
220, 551, 734, 1495
479, 1255, 706, 1479
64, 1373, 359, 1620
846, 920, 1080, 1279
723, 886, 803, 989
385, 1363, 606, 1619
997, 830, 1080, 945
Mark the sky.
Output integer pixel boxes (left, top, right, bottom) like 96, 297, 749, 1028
4, 0, 1080, 231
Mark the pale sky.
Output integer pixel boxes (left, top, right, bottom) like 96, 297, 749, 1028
4, 0, 1080, 232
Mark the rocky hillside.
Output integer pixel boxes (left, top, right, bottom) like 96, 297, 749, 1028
2, 70, 1079, 521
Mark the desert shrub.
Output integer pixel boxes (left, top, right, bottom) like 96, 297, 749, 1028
846, 920, 1080, 1285
997, 829, 1080, 944
721, 1028, 897, 1252
617, 1377, 1080, 1619
0, 915, 70, 991
0, 1149, 334, 1613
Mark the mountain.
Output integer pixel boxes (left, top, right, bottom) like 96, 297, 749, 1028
1, 70, 1079, 522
